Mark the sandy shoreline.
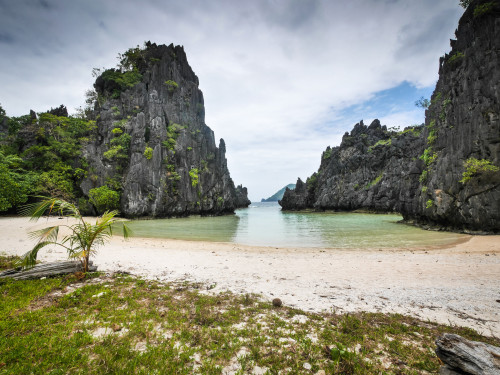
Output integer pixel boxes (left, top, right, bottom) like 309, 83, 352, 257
2, 216, 499, 337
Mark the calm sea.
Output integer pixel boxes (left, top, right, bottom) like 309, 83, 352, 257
119, 202, 466, 249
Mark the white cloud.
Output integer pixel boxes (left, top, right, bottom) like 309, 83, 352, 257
0, 0, 463, 200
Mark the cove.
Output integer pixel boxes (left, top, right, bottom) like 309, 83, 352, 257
119, 202, 467, 249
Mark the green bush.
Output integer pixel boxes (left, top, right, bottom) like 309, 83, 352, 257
164, 80, 179, 93
88, 186, 120, 213
189, 168, 199, 187
460, 158, 499, 184
368, 139, 391, 152
419, 170, 428, 183
447, 52, 464, 65
144, 146, 153, 160
426, 199, 433, 209
474, 2, 496, 17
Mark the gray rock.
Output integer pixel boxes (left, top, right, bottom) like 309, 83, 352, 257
281, 0, 500, 233
81, 43, 249, 217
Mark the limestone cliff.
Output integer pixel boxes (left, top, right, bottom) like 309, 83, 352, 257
281, 0, 500, 232
80, 43, 249, 217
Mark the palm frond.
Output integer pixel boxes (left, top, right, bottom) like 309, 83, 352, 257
27, 226, 60, 243
19, 197, 80, 221
122, 223, 132, 239
14, 241, 54, 270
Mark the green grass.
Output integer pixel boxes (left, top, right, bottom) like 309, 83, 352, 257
0, 256, 498, 374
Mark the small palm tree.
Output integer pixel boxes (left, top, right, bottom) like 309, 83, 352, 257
17, 197, 130, 273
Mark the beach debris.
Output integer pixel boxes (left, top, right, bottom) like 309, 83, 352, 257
435, 333, 500, 375
272, 298, 282, 307
0, 260, 97, 280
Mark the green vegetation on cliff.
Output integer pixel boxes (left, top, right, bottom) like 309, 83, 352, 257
0, 105, 96, 212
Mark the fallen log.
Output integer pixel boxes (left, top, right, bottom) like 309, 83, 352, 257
0, 260, 97, 280
435, 333, 500, 375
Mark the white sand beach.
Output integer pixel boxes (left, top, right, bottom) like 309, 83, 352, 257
2, 216, 499, 337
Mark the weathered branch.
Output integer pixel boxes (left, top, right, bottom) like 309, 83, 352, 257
0, 261, 97, 280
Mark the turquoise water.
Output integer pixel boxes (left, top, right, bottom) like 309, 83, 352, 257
119, 202, 466, 249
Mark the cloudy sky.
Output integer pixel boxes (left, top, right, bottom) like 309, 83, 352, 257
0, 0, 463, 201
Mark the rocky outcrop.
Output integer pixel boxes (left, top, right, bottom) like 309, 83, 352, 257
80, 43, 249, 217
281, 0, 500, 232
279, 120, 426, 214
235, 185, 251, 207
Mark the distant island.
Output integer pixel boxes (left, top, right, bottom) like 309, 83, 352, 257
261, 184, 296, 202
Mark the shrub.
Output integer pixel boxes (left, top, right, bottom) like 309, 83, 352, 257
420, 148, 437, 166
322, 148, 332, 160
368, 139, 392, 152
111, 127, 123, 134
474, 2, 496, 17
426, 199, 434, 209
144, 146, 153, 160
460, 158, 499, 184
189, 168, 199, 187
447, 52, 464, 65
164, 80, 179, 93
88, 186, 120, 214
419, 170, 428, 183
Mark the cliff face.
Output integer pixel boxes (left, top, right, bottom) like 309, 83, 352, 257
80, 43, 249, 217
280, 0, 500, 232
279, 120, 426, 214
408, 0, 500, 231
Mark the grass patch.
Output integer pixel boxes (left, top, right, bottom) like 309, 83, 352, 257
0, 256, 498, 374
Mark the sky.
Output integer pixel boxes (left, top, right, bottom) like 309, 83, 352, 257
0, 0, 464, 201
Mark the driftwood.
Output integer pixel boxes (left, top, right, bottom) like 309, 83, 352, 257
435, 333, 500, 375
0, 260, 97, 280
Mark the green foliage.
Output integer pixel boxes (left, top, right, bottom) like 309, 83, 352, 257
17, 197, 129, 272
105, 132, 131, 161
99, 68, 143, 99
189, 168, 200, 187
164, 80, 179, 93
459, 0, 471, 8
447, 51, 465, 65
426, 199, 434, 209
0, 152, 35, 211
169, 171, 181, 182
162, 123, 186, 151
217, 196, 224, 207
420, 148, 437, 167
162, 138, 177, 150
419, 170, 428, 183
306, 172, 319, 193
368, 139, 391, 152
36, 170, 75, 201
415, 97, 430, 109
460, 158, 499, 184
88, 186, 121, 214
400, 126, 422, 137
474, 2, 496, 17
421, 186, 428, 194
111, 106, 120, 116
322, 148, 332, 160
364, 173, 383, 189
187, 146, 193, 151
144, 146, 153, 160
111, 127, 123, 134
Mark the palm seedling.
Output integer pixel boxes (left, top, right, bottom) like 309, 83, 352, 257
16, 197, 130, 273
